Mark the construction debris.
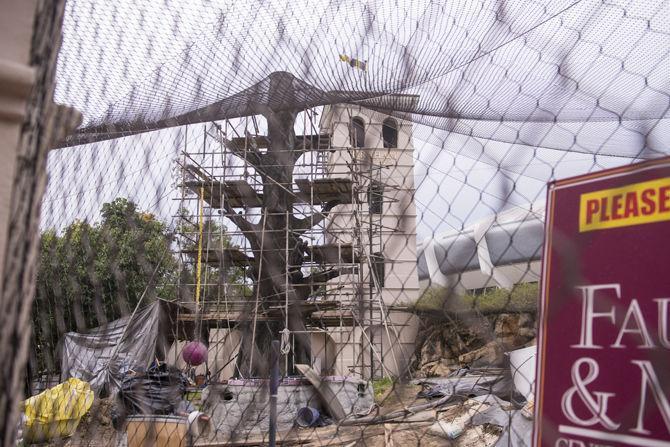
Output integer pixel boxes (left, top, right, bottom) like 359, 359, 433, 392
295, 364, 346, 421
116, 364, 188, 421
414, 369, 515, 402
20, 378, 94, 444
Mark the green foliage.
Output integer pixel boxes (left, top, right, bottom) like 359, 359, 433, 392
31, 198, 248, 373
32, 198, 177, 372
176, 208, 250, 301
372, 377, 394, 402
413, 282, 539, 314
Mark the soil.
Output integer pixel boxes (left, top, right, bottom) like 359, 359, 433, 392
45, 398, 119, 447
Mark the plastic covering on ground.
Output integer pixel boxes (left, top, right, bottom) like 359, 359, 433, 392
414, 368, 515, 402
61, 300, 179, 396
117, 363, 187, 418
22, 378, 94, 443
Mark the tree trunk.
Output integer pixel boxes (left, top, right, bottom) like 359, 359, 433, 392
235, 108, 313, 377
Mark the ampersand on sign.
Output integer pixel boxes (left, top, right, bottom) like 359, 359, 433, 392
561, 357, 620, 430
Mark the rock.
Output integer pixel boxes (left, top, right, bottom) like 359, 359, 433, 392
492, 314, 536, 350
418, 358, 456, 377
458, 341, 504, 366
524, 337, 536, 348
415, 312, 537, 374
431, 359, 457, 377
455, 425, 500, 447
429, 419, 465, 439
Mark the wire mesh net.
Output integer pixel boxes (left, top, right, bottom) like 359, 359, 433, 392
15, 0, 670, 445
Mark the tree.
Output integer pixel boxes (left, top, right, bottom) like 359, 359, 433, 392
176, 208, 250, 304
31, 198, 177, 373
31, 198, 246, 374
210, 73, 343, 377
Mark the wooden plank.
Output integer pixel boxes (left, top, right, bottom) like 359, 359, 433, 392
306, 244, 358, 264
126, 417, 187, 447
301, 422, 435, 447
295, 178, 353, 204
298, 134, 331, 150
177, 312, 275, 325
183, 167, 263, 208
184, 180, 224, 208
223, 180, 263, 207
227, 134, 330, 151
184, 180, 263, 208
308, 310, 355, 327
295, 364, 347, 421
229, 135, 270, 150
194, 438, 309, 447
182, 248, 253, 267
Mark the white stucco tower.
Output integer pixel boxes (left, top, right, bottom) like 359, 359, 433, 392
318, 98, 420, 378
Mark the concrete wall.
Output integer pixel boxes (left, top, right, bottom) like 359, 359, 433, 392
0, 0, 37, 298
320, 103, 419, 306
168, 329, 241, 380
309, 331, 337, 375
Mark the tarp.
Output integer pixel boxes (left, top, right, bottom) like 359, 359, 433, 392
118, 363, 187, 416
22, 378, 94, 443
61, 300, 178, 396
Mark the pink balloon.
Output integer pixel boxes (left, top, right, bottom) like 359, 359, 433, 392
182, 341, 208, 366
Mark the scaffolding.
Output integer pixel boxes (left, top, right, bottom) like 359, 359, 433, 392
169, 111, 402, 380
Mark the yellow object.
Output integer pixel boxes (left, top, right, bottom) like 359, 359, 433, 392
338, 53, 367, 71
22, 378, 94, 443
579, 176, 670, 232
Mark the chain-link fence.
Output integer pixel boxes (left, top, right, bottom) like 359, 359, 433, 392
9, 0, 670, 445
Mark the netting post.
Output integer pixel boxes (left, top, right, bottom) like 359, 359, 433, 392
0, 1, 71, 445
269, 339, 280, 447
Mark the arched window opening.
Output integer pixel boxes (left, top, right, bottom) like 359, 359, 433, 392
350, 117, 365, 148
371, 252, 385, 288
382, 118, 398, 148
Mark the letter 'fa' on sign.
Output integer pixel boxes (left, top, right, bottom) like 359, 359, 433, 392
534, 157, 670, 447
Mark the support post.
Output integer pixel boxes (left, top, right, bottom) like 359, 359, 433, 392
269, 340, 280, 447
0, 2, 74, 445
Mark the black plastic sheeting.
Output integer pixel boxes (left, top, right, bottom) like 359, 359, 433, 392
110, 364, 188, 429
118, 363, 188, 415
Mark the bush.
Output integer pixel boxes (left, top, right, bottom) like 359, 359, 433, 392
413, 282, 539, 314
371, 377, 394, 401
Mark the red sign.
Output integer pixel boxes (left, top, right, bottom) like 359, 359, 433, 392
535, 158, 670, 447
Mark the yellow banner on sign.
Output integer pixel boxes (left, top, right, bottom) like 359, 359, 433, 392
579, 177, 670, 232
